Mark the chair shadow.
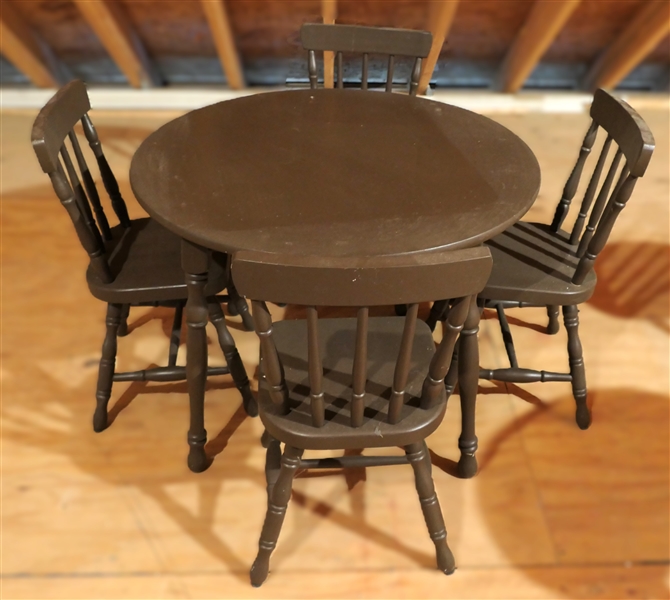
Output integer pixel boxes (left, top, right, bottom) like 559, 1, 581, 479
587, 241, 670, 332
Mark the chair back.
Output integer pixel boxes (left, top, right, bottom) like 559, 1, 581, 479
232, 247, 492, 427
300, 23, 432, 95
549, 89, 655, 284
31, 80, 132, 284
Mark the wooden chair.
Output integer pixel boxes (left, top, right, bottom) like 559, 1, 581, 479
428, 89, 655, 431
31, 81, 256, 462
300, 23, 432, 95
232, 247, 492, 586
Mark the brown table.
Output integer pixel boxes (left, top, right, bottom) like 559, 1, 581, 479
130, 89, 541, 473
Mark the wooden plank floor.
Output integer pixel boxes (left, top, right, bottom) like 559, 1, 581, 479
1, 100, 668, 599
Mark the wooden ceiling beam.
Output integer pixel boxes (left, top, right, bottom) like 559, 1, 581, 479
585, 1, 670, 91
200, 0, 245, 90
0, 1, 63, 88
418, 1, 459, 96
322, 0, 337, 89
73, 0, 160, 88
498, 0, 581, 93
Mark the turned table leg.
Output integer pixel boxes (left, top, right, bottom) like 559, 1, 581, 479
182, 240, 211, 474
457, 297, 482, 479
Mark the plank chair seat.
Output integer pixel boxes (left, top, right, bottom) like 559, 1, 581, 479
428, 89, 655, 435
481, 221, 597, 305
31, 81, 256, 467
232, 247, 492, 587
87, 217, 228, 303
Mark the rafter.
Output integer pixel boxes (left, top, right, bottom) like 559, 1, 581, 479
585, 1, 670, 90
321, 0, 337, 89
418, 0, 459, 95
0, 1, 63, 88
200, 0, 245, 90
498, 0, 581, 93
73, 0, 160, 88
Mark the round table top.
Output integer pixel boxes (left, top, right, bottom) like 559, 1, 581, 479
130, 89, 540, 257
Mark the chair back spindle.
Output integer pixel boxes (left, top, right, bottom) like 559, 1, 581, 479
572, 173, 638, 285
420, 295, 471, 409
50, 163, 113, 284
569, 135, 613, 245
233, 248, 493, 430
68, 130, 112, 240
307, 305, 325, 427
81, 114, 131, 229
388, 302, 418, 424
301, 23, 431, 95
544, 89, 654, 282
351, 306, 369, 427
60, 142, 104, 249
251, 300, 290, 415
576, 148, 623, 257
31, 80, 139, 284
550, 120, 599, 232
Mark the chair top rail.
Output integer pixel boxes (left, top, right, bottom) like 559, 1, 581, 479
590, 88, 655, 178
32, 80, 91, 174
301, 23, 432, 58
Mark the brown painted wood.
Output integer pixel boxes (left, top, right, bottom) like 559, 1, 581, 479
585, 0, 670, 90
417, 0, 459, 95
31, 81, 254, 464
72, 0, 161, 88
497, 0, 581, 93
131, 89, 540, 259
200, 0, 245, 89
478, 89, 655, 432
300, 23, 429, 93
0, 0, 63, 88
236, 248, 491, 586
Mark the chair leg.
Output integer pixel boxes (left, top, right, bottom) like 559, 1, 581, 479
264, 434, 282, 500
227, 280, 255, 332
457, 297, 481, 478
94, 303, 123, 432
405, 441, 456, 575
426, 299, 449, 332
250, 445, 303, 587
444, 343, 459, 400
547, 305, 560, 335
563, 305, 590, 429
207, 297, 258, 417
117, 304, 131, 337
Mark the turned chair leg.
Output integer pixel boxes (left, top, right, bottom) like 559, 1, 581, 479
547, 305, 560, 335
563, 305, 590, 429
426, 299, 449, 332
227, 280, 255, 332
405, 441, 456, 575
264, 434, 282, 500
207, 297, 258, 417
444, 343, 459, 400
457, 297, 481, 478
94, 303, 123, 432
117, 304, 131, 337
250, 445, 303, 587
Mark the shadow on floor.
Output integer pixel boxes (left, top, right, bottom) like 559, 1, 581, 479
587, 242, 670, 332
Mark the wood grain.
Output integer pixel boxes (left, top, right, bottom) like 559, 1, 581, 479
585, 0, 670, 90
0, 0, 61, 88
73, 0, 161, 88
200, 0, 245, 89
497, 0, 582, 93
1, 104, 668, 598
